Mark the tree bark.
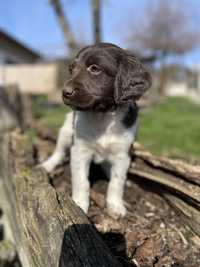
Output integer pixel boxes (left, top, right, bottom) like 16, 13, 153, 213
131, 143, 200, 185
92, 0, 101, 43
0, 130, 122, 267
50, 0, 78, 55
157, 52, 168, 97
130, 143, 200, 235
27, 124, 200, 236
0, 85, 27, 131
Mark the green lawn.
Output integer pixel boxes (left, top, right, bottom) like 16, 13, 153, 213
32, 96, 200, 160
138, 97, 200, 160
32, 96, 69, 130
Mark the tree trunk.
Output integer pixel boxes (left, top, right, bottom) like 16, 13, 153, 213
50, 0, 78, 56
0, 130, 122, 267
92, 0, 101, 43
157, 52, 168, 96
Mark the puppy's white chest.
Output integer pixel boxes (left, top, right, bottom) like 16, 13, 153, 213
92, 132, 117, 161
78, 124, 119, 162
74, 110, 134, 163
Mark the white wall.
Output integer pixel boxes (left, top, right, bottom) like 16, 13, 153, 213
0, 63, 58, 94
166, 81, 200, 103
166, 82, 188, 96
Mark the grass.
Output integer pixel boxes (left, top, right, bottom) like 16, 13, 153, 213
32, 96, 200, 160
32, 96, 69, 130
138, 97, 200, 160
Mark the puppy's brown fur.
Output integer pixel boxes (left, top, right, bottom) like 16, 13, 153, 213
63, 43, 152, 111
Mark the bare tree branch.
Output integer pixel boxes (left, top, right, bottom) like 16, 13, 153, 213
50, 0, 78, 55
126, 0, 200, 95
129, 0, 199, 55
92, 0, 101, 43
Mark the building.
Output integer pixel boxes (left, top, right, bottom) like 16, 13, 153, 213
0, 29, 41, 64
0, 29, 65, 101
165, 65, 200, 103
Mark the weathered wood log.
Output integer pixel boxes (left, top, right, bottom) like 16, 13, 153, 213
129, 163, 200, 207
129, 143, 200, 235
31, 124, 200, 237
132, 143, 200, 185
0, 85, 32, 131
163, 192, 200, 236
4, 122, 200, 242
0, 85, 19, 131
0, 130, 122, 267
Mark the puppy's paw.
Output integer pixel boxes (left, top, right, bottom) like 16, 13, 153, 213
107, 200, 127, 218
39, 160, 54, 173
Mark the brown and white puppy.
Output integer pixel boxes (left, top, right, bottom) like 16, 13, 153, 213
41, 43, 151, 217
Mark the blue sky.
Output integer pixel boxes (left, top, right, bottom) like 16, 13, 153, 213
0, 0, 200, 65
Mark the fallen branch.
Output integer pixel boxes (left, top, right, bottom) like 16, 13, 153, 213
132, 143, 200, 185
129, 144, 200, 235
163, 192, 200, 236
129, 164, 200, 207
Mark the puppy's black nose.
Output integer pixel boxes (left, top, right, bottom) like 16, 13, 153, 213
62, 86, 74, 98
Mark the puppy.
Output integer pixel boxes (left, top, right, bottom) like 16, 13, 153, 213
41, 43, 151, 217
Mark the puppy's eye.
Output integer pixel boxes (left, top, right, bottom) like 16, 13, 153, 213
87, 64, 102, 75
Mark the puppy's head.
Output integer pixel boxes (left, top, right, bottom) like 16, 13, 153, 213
62, 43, 152, 111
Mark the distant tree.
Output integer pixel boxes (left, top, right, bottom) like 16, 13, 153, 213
49, 0, 78, 55
92, 0, 101, 43
128, 0, 200, 94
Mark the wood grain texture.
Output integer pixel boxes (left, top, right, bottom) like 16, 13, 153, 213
0, 130, 121, 267
129, 143, 200, 235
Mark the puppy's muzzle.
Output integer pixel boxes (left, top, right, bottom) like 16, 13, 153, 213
62, 86, 75, 99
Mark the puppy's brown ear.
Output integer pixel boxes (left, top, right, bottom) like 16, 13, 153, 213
114, 54, 152, 104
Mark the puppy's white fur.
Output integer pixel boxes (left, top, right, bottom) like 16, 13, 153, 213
42, 104, 137, 216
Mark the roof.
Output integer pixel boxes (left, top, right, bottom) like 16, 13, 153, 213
0, 29, 42, 61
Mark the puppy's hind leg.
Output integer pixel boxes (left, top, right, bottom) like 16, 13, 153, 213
41, 112, 74, 173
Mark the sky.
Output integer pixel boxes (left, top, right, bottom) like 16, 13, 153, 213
0, 0, 200, 65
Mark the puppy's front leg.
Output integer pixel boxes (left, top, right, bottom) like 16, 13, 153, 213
70, 144, 93, 213
41, 112, 73, 173
107, 153, 130, 217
